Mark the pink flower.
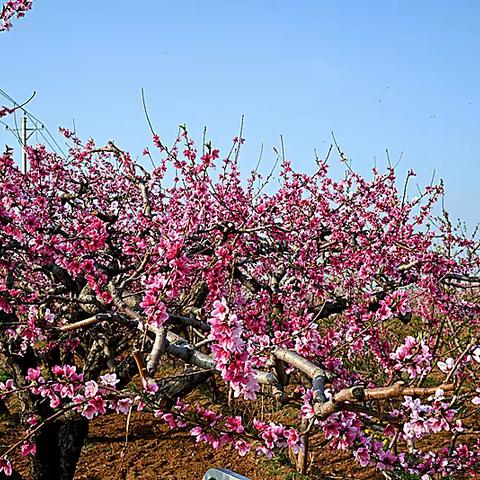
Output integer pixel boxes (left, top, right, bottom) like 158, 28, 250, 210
377, 450, 397, 471
142, 378, 159, 395
354, 447, 371, 467
211, 298, 229, 320
256, 446, 274, 459
82, 396, 106, 420
200, 408, 221, 426
0, 0, 33, 32
26, 367, 41, 382
209, 300, 259, 400
0, 457, 12, 476
323, 421, 341, 439
115, 397, 133, 414
140, 278, 169, 329
235, 440, 251, 456
84, 381, 99, 398
437, 357, 455, 373
21, 441, 36, 457
100, 373, 119, 388
152, 134, 163, 150
224, 416, 244, 433
161, 413, 176, 429
27, 416, 38, 427
301, 402, 315, 419
0, 379, 14, 395
390, 336, 432, 379
286, 429, 300, 452
190, 426, 207, 443
43, 308, 55, 323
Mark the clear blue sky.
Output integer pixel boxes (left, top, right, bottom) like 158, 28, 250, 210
1, 0, 479, 224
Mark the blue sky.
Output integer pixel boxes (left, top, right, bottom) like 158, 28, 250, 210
1, 0, 479, 224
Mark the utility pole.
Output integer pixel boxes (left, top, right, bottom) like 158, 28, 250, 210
0, 90, 65, 169
10, 111, 44, 173
22, 113, 27, 174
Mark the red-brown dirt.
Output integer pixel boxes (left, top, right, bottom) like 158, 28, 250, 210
74, 411, 380, 480
1, 409, 381, 480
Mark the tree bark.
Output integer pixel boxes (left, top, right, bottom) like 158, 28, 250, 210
30, 418, 88, 480
0, 469, 23, 480
0, 398, 10, 416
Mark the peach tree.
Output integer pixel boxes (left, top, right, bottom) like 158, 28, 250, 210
0, 121, 479, 479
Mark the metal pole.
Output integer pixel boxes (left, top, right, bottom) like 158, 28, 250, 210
22, 114, 27, 173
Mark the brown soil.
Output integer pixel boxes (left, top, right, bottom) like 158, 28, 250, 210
74, 411, 379, 480
1, 410, 380, 480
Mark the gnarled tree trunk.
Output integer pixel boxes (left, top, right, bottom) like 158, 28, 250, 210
30, 418, 88, 480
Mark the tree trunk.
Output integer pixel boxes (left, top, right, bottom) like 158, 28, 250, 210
30, 418, 88, 480
0, 471, 23, 480
0, 467, 23, 480
0, 398, 10, 416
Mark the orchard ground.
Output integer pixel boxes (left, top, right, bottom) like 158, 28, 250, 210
3, 357, 467, 480
0, 398, 380, 480
0, 355, 381, 479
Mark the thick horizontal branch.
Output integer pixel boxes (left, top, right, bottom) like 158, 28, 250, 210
273, 348, 325, 379
60, 310, 209, 334
59, 313, 121, 332
442, 273, 480, 284
273, 347, 327, 403
364, 383, 454, 400
315, 381, 454, 419
164, 330, 277, 387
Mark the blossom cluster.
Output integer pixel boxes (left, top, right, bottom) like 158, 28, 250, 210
390, 336, 432, 379
0, 0, 32, 31
140, 274, 169, 329
401, 390, 461, 440
209, 299, 259, 400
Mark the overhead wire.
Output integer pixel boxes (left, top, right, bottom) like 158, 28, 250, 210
0, 88, 67, 158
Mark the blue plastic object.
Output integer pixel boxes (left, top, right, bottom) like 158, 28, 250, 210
203, 468, 250, 480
